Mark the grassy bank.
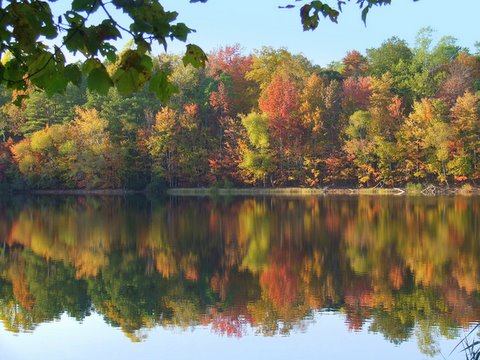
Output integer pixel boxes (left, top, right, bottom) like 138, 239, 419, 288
167, 185, 480, 197
26, 189, 143, 195
2, 185, 479, 197
166, 187, 407, 196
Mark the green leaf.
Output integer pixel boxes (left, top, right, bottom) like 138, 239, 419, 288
44, 72, 68, 96
83, 58, 102, 74
87, 66, 112, 95
28, 51, 52, 75
361, 6, 371, 24
64, 64, 82, 85
310, 1, 324, 10
105, 50, 118, 63
4, 58, 26, 82
54, 46, 66, 68
183, 44, 208, 68
99, 43, 118, 63
9, 3, 41, 50
64, 28, 86, 54
71, 0, 100, 12
135, 38, 151, 54
140, 54, 153, 72
97, 20, 121, 41
64, 11, 85, 25
119, 49, 141, 70
149, 71, 178, 102
114, 68, 139, 96
171, 23, 191, 42
34, 1, 57, 39
83, 26, 104, 55
301, 5, 318, 31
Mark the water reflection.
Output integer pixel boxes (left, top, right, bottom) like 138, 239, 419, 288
0, 195, 479, 354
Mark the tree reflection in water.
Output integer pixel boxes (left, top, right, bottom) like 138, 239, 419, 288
0, 195, 479, 355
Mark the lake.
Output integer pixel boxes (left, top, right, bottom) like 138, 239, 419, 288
0, 195, 479, 360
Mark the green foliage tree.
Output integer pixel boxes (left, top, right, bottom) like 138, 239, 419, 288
69, 107, 124, 188
11, 108, 123, 188
246, 47, 312, 90
147, 105, 209, 187
86, 87, 159, 188
10, 125, 69, 187
409, 28, 463, 99
367, 37, 413, 78
240, 112, 275, 186
22, 84, 87, 134
448, 91, 480, 180
397, 98, 452, 184
343, 110, 376, 185
162, 55, 206, 112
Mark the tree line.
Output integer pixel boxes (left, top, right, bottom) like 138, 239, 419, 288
1, 28, 480, 190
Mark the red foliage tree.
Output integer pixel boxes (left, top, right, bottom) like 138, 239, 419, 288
387, 95, 404, 121
209, 82, 230, 114
341, 76, 372, 115
438, 53, 480, 106
207, 116, 246, 184
259, 74, 301, 146
208, 44, 256, 116
342, 50, 369, 78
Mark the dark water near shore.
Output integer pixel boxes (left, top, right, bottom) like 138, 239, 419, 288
0, 195, 479, 359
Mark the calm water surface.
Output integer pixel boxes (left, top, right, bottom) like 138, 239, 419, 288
0, 195, 479, 359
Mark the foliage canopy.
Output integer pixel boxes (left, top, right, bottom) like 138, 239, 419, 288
0, 0, 208, 101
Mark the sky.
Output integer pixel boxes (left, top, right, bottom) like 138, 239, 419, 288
49, 0, 480, 67
154, 0, 480, 66
1, 312, 472, 360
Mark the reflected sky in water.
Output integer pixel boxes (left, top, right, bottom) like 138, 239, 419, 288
0, 195, 479, 359
1, 311, 471, 360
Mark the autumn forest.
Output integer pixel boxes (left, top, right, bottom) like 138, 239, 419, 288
1, 28, 480, 190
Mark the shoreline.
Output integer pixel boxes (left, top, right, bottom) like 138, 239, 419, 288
165, 187, 396, 196
167, 186, 480, 196
13, 189, 143, 196
1, 185, 479, 196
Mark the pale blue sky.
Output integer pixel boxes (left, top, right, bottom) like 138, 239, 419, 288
158, 0, 480, 66
50, 1, 480, 66
0, 312, 471, 360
